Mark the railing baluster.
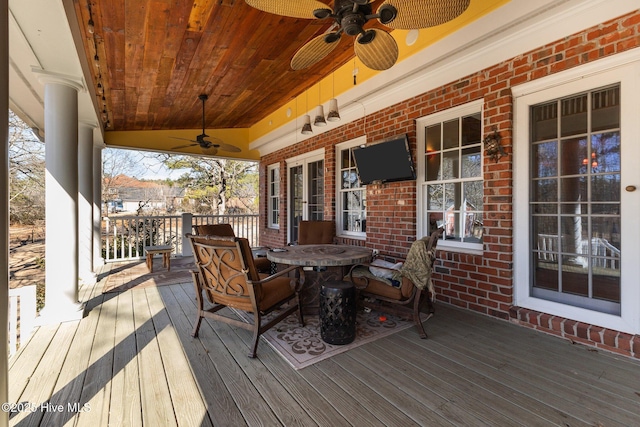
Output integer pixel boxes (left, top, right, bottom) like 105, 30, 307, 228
102, 213, 259, 262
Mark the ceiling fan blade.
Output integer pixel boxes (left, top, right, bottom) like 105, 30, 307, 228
215, 141, 242, 153
378, 0, 470, 29
291, 32, 341, 71
354, 29, 398, 71
245, 0, 330, 19
171, 143, 199, 149
170, 136, 198, 143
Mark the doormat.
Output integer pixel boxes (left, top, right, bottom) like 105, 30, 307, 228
234, 308, 426, 370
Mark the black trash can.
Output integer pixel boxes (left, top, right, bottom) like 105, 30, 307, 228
319, 280, 356, 345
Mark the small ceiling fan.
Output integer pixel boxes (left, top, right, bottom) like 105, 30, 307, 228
171, 94, 241, 155
245, 0, 470, 71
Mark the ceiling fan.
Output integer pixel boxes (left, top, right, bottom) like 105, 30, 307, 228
171, 94, 242, 155
245, 0, 470, 71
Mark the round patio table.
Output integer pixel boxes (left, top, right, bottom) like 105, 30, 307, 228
266, 244, 372, 267
267, 244, 372, 313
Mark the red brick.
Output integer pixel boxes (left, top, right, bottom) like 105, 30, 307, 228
588, 326, 604, 344
603, 329, 618, 348
617, 333, 633, 352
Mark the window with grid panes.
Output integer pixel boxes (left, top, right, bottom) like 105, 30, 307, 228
417, 102, 483, 250
267, 164, 279, 228
529, 85, 621, 313
336, 137, 366, 238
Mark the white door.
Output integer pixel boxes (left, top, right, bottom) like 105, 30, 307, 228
513, 56, 640, 335
286, 150, 324, 244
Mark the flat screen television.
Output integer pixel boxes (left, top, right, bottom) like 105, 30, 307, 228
353, 135, 416, 185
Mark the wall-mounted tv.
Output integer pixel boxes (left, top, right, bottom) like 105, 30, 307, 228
353, 135, 416, 185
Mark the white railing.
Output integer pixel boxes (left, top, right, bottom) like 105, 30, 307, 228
103, 213, 259, 262
8, 285, 37, 357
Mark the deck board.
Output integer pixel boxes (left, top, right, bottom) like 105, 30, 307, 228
40, 293, 107, 427
8, 324, 59, 397
145, 287, 214, 427
169, 288, 283, 426
323, 354, 453, 426
75, 293, 117, 427
107, 291, 143, 427
9, 321, 79, 426
7, 273, 640, 427
423, 307, 640, 426
158, 284, 249, 427
131, 288, 176, 426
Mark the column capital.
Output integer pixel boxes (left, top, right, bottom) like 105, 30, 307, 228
31, 67, 85, 92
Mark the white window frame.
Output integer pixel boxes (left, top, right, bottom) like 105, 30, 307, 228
335, 136, 367, 240
267, 163, 280, 229
416, 100, 484, 254
513, 51, 640, 334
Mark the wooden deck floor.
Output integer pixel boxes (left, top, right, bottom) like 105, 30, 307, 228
8, 270, 640, 426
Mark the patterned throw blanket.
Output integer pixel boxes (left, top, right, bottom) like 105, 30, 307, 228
400, 238, 436, 294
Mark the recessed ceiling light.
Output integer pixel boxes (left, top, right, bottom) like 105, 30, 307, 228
406, 29, 419, 46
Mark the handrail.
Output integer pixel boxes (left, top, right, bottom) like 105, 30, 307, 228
102, 213, 259, 262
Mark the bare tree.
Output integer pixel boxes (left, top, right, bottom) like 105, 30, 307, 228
158, 154, 258, 214
9, 111, 45, 225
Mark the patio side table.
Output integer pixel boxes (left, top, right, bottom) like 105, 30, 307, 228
319, 280, 357, 345
144, 245, 173, 273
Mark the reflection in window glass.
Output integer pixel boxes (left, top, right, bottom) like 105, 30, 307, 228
338, 144, 366, 235
267, 165, 280, 228
530, 84, 621, 313
423, 111, 482, 243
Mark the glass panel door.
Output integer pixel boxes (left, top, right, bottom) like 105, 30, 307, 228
530, 85, 621, 314
287, 154, 324, 243
289, 165, 303, 243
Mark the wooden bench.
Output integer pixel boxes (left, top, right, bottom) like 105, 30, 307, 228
144, 245, 173, 273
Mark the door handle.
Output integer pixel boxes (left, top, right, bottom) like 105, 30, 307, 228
625, 185, 636, 192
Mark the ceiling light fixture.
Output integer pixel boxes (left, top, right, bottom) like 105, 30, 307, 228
327, 73, 340, 122
301, 91, 313, 134
313, 83, 326, 127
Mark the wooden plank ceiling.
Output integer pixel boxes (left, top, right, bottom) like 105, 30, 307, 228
73, 0, 386, 134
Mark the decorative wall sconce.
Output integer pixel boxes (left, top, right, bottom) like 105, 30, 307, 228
483, 126, 506, 162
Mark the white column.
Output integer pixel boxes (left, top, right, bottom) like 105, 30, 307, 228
35, 69, 84, 323
78, 123, 96, 284
1, 0, 10, 423
181, 212, 193, 256
93, 144, 103, 271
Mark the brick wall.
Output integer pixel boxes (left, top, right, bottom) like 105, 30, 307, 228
260, 10, 640, 358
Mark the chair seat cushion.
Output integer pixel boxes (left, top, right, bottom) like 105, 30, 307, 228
253, 257, 271, 273
347, 267, 404, 300
257, 276, 295, 311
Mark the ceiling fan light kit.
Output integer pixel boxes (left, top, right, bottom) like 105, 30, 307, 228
245, 0, 470, 71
